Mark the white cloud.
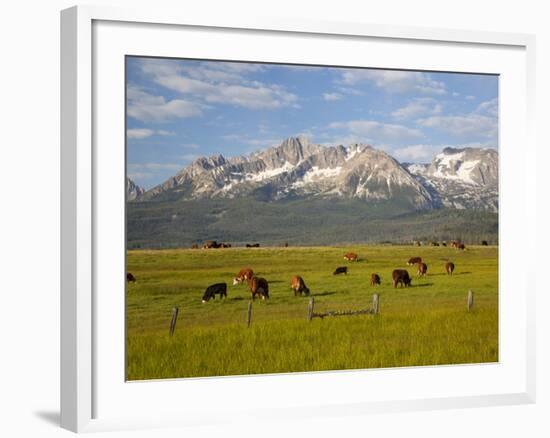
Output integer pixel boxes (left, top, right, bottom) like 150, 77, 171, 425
128, 162, 183, 172
180, 154, 200, 162
127, 86, 203, 122
127, 128, 176, 139
127, 128, 155, 139
418, 114, 497, 139
323, 92, 343, 101
452, 92, 460, 97
139, 59, 298, 110
391, 98, 442, 120
339, 70, 446, 95
329, 119, 424, 143
465, 95, 476, 100
476, 98, 498, 117
157, 130, 175, 136
221, 133, 282, 147
127, 162, 184, 184
392, 144, 442, 162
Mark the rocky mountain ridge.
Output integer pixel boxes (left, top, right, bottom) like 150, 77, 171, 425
133, 137, 498, 212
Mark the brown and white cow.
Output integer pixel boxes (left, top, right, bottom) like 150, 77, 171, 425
290, 275, 310, 296
343, 252, 358, 261
370, 273, 381, 286
417, 262, 428, 277
407, 257, 422, 265
233, 268, 254, 285
445, 262, 455, 275
247, 276, 269, 300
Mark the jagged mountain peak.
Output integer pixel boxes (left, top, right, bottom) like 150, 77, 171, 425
137, 137, 498, 212
126, 177, 145, 201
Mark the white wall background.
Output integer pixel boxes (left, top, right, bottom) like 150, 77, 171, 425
0, 1, 547, 436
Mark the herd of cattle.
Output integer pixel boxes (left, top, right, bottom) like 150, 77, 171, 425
126, 251, 460, 303
194, 240, 482, 250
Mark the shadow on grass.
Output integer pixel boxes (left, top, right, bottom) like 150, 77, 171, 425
411, 283, 435, 288
312, 291, 337, 297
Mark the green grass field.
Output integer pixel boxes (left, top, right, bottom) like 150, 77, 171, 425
126, 245, 498, 380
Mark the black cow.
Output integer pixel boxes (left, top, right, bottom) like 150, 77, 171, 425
202, 283, 227, 302
246, 243, 260, 248
481, 240, 489, 246
126, 273, 136, 283
333, 266, 348, 275
392, 269, 411, 288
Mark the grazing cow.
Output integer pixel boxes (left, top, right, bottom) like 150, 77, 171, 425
392, 269, 412, 288
126, 273, 136, 283
219, 243, 231, 248
233, 268, 254, 285
415, 241, 421, 247
247, 276, 269, 300
450, 240, 460, 249
431, 241, 440, 247
191, 243, 199, 249
445, 262, 455, 275
417, 262, 428, 277
202, 283, 227, 302
441, 242, 447, 247
333, 266, 348, 275
284, 242, 289, 247
290, 275, 310, 296
370, 273, 381, 286
481, 240, 489, 246
203, 240, 219, 249
344, 252, 358, 262
407, 257, 422, 265
246, 243, 260, 248
457, 243, 466, 250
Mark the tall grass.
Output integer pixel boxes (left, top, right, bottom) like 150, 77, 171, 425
126, 245, 498, 380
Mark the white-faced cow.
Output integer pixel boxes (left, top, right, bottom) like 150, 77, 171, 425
233, 267, 254, 285
343, 252, 358, 262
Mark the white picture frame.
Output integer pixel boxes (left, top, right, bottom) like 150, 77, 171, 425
60, 4, 537, 433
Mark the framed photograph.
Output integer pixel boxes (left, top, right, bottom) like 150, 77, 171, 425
61, 5, 536, 433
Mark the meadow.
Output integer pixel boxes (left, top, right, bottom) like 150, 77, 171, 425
126, 245, 498, 380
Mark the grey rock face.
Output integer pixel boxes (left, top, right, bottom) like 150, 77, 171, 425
140, 138, 498, 212
404, 147, 498, 212
126, 177, 145, 201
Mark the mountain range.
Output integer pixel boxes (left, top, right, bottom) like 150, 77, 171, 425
128, 136, 498, 212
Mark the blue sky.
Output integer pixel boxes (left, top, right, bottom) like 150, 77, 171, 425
126, 56, 498, 189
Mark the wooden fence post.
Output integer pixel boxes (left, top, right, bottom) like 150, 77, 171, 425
169, 306, 179, 336
372, 293, 380, 315
307, 297, 315, 321
247, 301, 252, 327
467, 290, 474, 312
